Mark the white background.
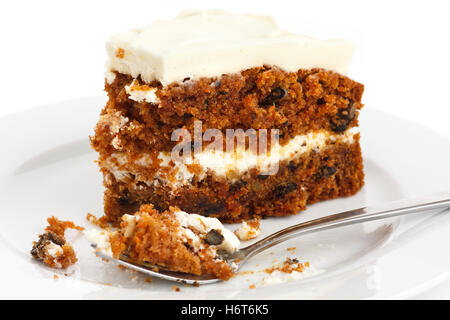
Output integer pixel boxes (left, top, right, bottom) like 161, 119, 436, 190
1, 0, 449, 299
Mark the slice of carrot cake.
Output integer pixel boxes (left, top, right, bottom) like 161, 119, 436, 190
91, 10, 364, 224
86, 204, 239, 280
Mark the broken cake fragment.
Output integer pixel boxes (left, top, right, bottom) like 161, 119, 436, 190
31, 217, 84, 269
86, 205, 240, 280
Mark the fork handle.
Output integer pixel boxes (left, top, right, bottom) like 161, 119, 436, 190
239, 192, 450, 261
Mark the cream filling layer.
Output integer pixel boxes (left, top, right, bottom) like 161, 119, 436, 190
103, 129, 358, 189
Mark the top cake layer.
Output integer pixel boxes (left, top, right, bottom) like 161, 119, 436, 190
106, 10, 354, 84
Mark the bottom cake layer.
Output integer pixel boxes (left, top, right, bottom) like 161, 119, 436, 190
101, 137, 364, 224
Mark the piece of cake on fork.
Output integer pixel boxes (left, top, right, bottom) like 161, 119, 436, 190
86, 204, 240, 280
91, 10, 364, 224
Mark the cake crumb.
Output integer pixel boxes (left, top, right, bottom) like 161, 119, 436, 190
238, 270, 255, 276
130, 274, 138, 282
31, 217, 84, 269
172, 285, 181, 292
86, 213, 111, 229
249, 284, 256, 289
53, 274, 59, 279
265, 257, 307, 274
145, 277, 152, 283
45, 216, 84, 236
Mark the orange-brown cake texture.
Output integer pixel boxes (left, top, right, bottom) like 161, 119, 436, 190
91, 11, 365, 225
31, 217, 84, 269
86, 205, 240, 280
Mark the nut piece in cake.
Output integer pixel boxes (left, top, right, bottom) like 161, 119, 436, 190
30, 217, 84, 269
86, 204, 240, 280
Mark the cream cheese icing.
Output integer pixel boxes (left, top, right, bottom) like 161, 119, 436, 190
105, 10, 353, 84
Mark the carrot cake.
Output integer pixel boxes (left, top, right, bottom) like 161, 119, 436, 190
31, 217, 84, 269
91, 10, 364, 225
86, 204, 240, 280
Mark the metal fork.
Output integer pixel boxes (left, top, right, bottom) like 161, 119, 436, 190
93, 192, 450, 285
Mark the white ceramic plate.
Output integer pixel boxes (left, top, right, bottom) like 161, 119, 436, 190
1, 96, 450, 299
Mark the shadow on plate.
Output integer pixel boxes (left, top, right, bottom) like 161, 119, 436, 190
14, 139, 92, 175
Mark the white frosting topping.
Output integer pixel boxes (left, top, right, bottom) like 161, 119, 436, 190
106, 10, 353, 84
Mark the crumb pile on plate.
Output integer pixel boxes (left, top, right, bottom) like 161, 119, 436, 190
31, 217, 84, 269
